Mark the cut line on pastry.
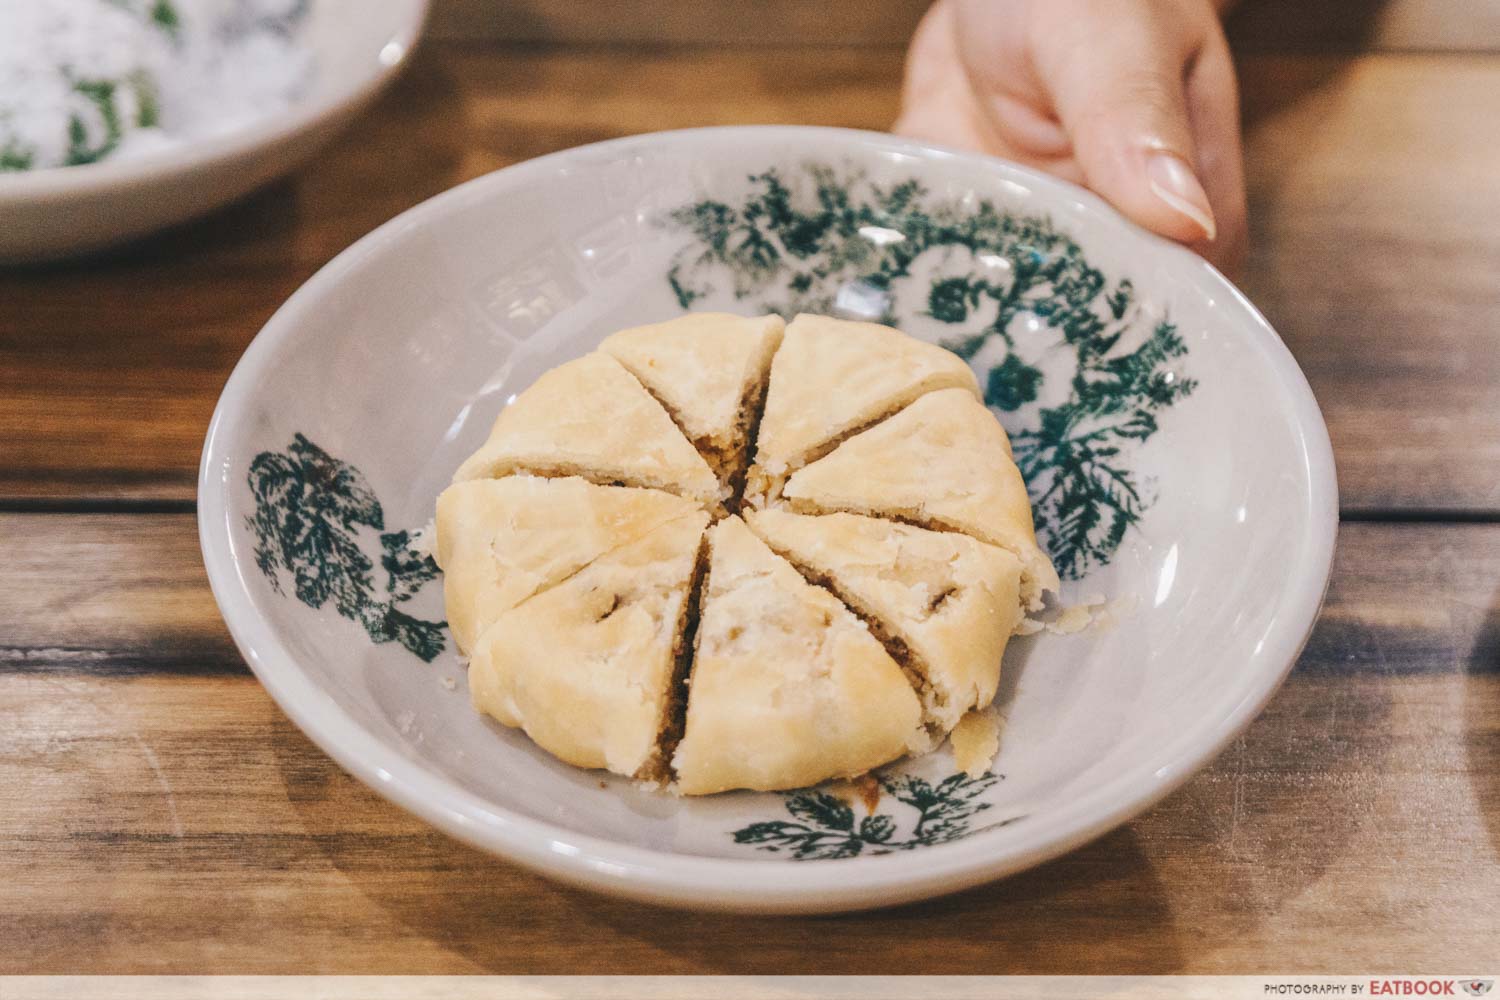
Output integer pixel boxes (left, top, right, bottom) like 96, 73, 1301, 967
615, 345, 777, 513
719, 341, 778, 512
476, 464, 726, 512
750, 532, 948, 750
613, 364, 729, 484
780, 496, 1053, 608
646, 531, 711, 784
483, 510, 712, 638
745, 388, 954, 508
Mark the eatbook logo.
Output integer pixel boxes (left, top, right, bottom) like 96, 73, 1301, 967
1461, 982, 1493, 997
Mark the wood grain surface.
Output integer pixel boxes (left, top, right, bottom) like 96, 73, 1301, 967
426, 0, 1500, 53
2, 514, 1495, 972
2, 29, 1498, 976
2, 46, 1498, 511
1241, 55, 1500, 514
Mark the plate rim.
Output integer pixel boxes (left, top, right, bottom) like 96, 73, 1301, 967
197, 124, 1339, 914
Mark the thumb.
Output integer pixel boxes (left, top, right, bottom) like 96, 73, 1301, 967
1036, 17, 1217, 245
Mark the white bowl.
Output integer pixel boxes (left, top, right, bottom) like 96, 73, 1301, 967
0, 0, 428, 264
199, 126, 1338, 913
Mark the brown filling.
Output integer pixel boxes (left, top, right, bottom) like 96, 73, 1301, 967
720, 359, 774, 513
638, 531, 711, 783
655, 342, 778, 512
782, 496, 949, 532
594, 592, 625, 622
927, 584, 960, 616
607, 360, 780, 519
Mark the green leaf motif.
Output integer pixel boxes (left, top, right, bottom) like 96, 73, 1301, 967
927, 276, 981, 324
858, 813, 896, 844
245, 434, 446, 662
730, 770, 1022, 860
786, 791, 855, 832
662, 165, 1197, 578
985, 354, 1043, 412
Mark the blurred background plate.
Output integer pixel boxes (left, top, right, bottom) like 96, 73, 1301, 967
0, 0, 429, 264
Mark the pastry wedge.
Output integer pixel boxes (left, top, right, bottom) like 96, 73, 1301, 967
468, 510, 711, 780
746, 313, 979, 502
435, 476, 703, 654
453, 352, 721, 504
600, 312, 784, 485
745, 508, 1024, 732
781, 387, 1059, 607
950, 707, 1001, 778
672, 516, 924, 795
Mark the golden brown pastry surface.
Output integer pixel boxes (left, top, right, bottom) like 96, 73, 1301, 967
435, 476, 700, 654
452, 351, 721, 503
746, 312, 979, 503
441, 312, 1055, 793
672, 516, 925, 795
468, 511, 709, 779
600, 312, 783, 485
745, 507, 1024, 733
781, 387, 1060, 607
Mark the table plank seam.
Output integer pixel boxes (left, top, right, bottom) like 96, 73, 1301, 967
1338, 508, 1500, 524
0, 647, 250, 678
0, 498, 198, 514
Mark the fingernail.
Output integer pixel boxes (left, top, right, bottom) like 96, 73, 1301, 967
1146, 151, 1217, 242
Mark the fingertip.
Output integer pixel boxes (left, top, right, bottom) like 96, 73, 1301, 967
1063, 97, 1221, 246
1144, 150, 1217, 243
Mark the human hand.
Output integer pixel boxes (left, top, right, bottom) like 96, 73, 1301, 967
895, 0, 1247, 276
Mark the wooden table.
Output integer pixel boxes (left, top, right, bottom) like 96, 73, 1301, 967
3, 15, 1498, 973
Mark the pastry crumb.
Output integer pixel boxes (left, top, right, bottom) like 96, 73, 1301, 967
1090, 594, 1140, 630
634, 774, 677, 794
440, 675, 457, 691
1047, 604, 1096, 635
950, 707, 1001, 777
1043, 593, 1138, 635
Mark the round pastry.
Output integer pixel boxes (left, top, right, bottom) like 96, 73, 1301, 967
435, 312, 1056, 794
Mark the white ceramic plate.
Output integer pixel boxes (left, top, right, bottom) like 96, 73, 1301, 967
0, 0, 428, 264
199, 126, 1338, 913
